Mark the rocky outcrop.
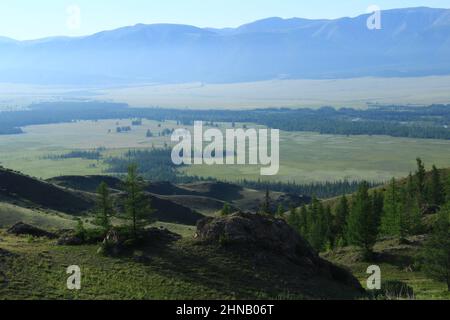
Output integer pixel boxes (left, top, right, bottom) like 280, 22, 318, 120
196, 212, 364, 292
196, 212, 316, 261
7, 222, 57, 239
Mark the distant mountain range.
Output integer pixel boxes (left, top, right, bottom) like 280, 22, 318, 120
1, 7, 450, 85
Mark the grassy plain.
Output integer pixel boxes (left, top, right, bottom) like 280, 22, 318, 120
0, 119, 449, 182
3, 76, 450, 110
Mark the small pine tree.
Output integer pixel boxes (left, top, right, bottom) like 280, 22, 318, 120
381, 178, 401, 236
75, 219, 87, 242
400, 188, 422, 236
94, 182, 115, 233
124, 164, 153, 240
429, 165, 445, 207
416, 158, 427, 206
346, 182, 380, 259
287, 207, 301, 234
221, 203, 231, 216
405, 172, 417, 202
333, 195, 349, 246
309, 198, 326, 251
299, 205, 308, 237
276, 204, 285, 217
418, 203, 450, 291
323, 205, 334, 248
372, 190, 384, 236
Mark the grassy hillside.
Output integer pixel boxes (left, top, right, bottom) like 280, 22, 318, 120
0, 167, 94, 214
323, 236, 450, 300
0, 203, 77, 230
0, 230, 363, 300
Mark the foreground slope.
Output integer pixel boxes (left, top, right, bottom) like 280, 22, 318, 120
0, 213, 364, 300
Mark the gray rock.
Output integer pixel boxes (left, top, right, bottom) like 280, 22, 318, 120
7, 222, 57, 239
57, 235, 83, 246
196, 212, 364, 292
196, 212, 316, 261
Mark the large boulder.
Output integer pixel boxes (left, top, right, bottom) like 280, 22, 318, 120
7, 222, 57, 239
196, 212, 316, 261
196, 212, 364, 292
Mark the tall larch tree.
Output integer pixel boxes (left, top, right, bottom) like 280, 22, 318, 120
124, 164, 153, 240
346, 182, 380, 259
94, 182, 115, 233
333, 194, 349, 246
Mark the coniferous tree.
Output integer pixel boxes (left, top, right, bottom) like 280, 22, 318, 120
346, 182, 380, 259
334, 195, 349, 246
429, 165, 445, 207
418, 203, 450, 291
400, 188, 422, 236
381, 178, 401, 236
372, 190, 384, 233
416, 158, 427, 206
276, 204, 285, 217
94, 182, 115, 233
323, 205, 333, 249
287, 206, 299, 227
124, 164, 153, 240
308, 198, 328, 251
221, 203, 231, 216
406, 172, 416, 198
299, 205, 309, 237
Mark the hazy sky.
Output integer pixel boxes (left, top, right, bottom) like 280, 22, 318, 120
1, 0, 450, 40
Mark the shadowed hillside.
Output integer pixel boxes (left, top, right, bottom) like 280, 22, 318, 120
0, 167, 94, 214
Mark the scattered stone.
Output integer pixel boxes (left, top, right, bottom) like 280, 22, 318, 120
57, 234, 83, 246
7, 222, 57, 239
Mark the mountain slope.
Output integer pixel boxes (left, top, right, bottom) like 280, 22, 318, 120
1, 7, 450, 84
0, 167, 94, 214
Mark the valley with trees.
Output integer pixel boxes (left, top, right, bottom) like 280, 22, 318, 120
1, 4, 450, 303
0, 153, 449, 299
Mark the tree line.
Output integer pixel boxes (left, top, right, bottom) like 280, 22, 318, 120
236, 179, 380, 199
1, 102, 449, 140
286, 158, 449, 290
